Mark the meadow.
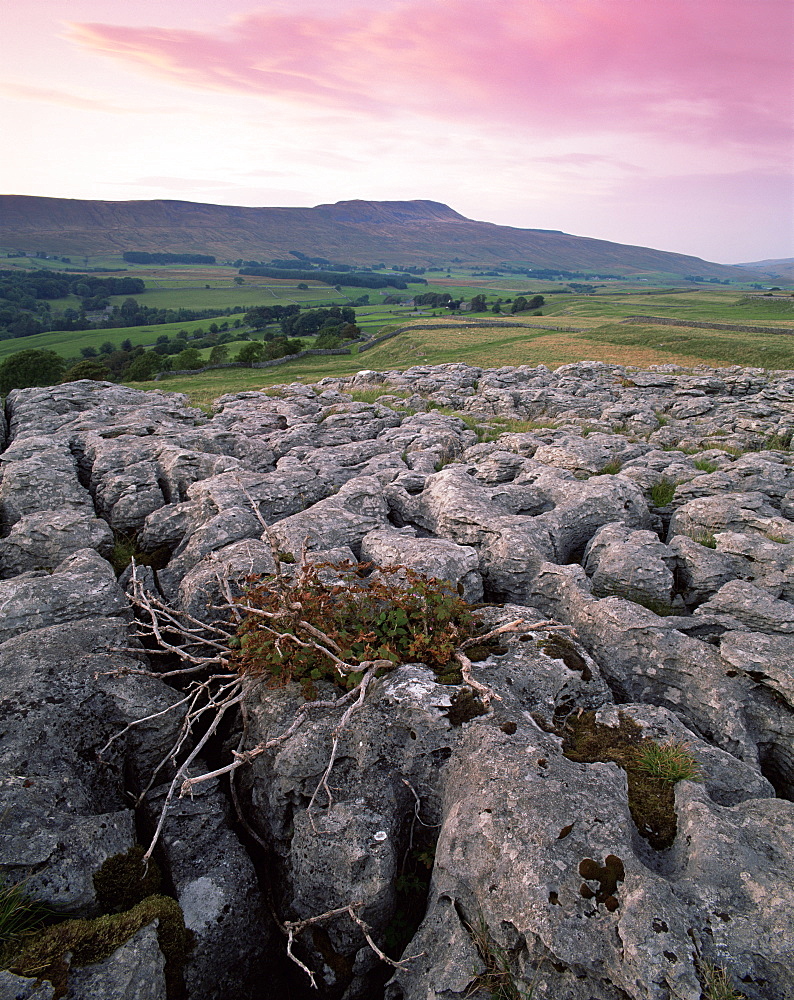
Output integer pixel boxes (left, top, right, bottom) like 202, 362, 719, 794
153, 307, 794, 409
2, 258, 792, 406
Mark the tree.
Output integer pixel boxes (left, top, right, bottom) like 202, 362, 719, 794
236, 342, 266, 364
234, 277, 244, 286
314, 331, 343, 349
470, 294, 487, 312
174, 348, 204, 370
0, 349, 66, 395
99, 341, 115, 355
120, 338, 133, 352
126, 351, 163, 382
80, 346, 98, 358
209, 344, 230, 364
61, 359, 113, 383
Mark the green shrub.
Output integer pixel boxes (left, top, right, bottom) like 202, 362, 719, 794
233, 562, 474, 692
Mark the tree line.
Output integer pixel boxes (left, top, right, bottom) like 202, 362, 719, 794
0, 305, 361, 394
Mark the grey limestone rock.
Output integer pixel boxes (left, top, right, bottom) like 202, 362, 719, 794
137, 500, 200, 553
0, 450, 95, 531
63, 923, 167, 1000
268, 475, 390, 559
668, 534, 746, 607
175, 537, 276, 617
0, 509, 114, 578
714, 529, 794, 600
583, 523, 676, 610
0, 548, 128, 643
0, 970, 56, 999
360, 526, 483, 601
694, 579, 794, 634
145, 771, 275, 1000
668, 491, 794, 544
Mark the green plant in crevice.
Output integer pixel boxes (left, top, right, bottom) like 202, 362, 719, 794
763, 430, 793, 452
0, 878, 50, 956
594, 459, 622, 476
233, 561, 475, 693
6, 895, 189, 1000
699, 960, 745, 1000
562, 712, 703, 850
110, 534, 171, 576
633, 739, 701, 783
689, 529, 718, 549
3, 847, 189, 999
465, 917, 536, 999
693, 458, 718, 473
649, 478, 676, 507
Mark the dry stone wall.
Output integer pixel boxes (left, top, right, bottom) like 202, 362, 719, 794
0, 362, 792, 999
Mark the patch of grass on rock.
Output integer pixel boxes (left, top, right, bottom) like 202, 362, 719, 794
562, 712, 701, 850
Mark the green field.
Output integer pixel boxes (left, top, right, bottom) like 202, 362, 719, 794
3, 278, 793, 405
0, 317, 231, 362
151, 308, 794, 409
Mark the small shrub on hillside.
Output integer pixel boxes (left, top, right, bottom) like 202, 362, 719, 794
232, 562, 475, 691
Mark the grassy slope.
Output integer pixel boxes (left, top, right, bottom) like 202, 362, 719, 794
0, 317, 232, 362
152, 308, 794, 409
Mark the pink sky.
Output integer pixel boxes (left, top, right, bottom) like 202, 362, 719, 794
1, 0, 792, 263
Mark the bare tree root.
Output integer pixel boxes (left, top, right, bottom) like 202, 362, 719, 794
114, 556, 577, 980
283, 904, 424, 988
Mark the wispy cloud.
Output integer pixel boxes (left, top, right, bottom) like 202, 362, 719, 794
0, 81, 131, 113
125, 176, 239, 189
0, 80, 179, 114
69, 0, 791, 154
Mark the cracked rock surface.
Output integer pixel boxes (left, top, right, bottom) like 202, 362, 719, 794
0, 365, 792, 1000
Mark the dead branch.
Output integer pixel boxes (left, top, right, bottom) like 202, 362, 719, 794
282, 902, 422, 986
306, 662, 388, 831
454, 650, 502, 706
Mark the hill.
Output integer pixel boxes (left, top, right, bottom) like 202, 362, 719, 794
0, 195, 761, 280
734, 257, 794, 283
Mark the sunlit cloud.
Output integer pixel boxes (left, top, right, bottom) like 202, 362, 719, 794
69, 0, 791, 153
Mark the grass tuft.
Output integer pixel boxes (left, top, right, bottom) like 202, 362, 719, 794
700, 961, 745, 1000
594, 459, 623, 476
649, 478, 676, 507
693, 458, 718, 473
562, 713, 703, 850
633, 739, 701, 783
0, 878, 50, 955
465, 917, 534, 999
689, 530, 718, 549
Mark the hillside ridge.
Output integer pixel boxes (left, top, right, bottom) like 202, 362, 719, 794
0, 193, 762, 279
